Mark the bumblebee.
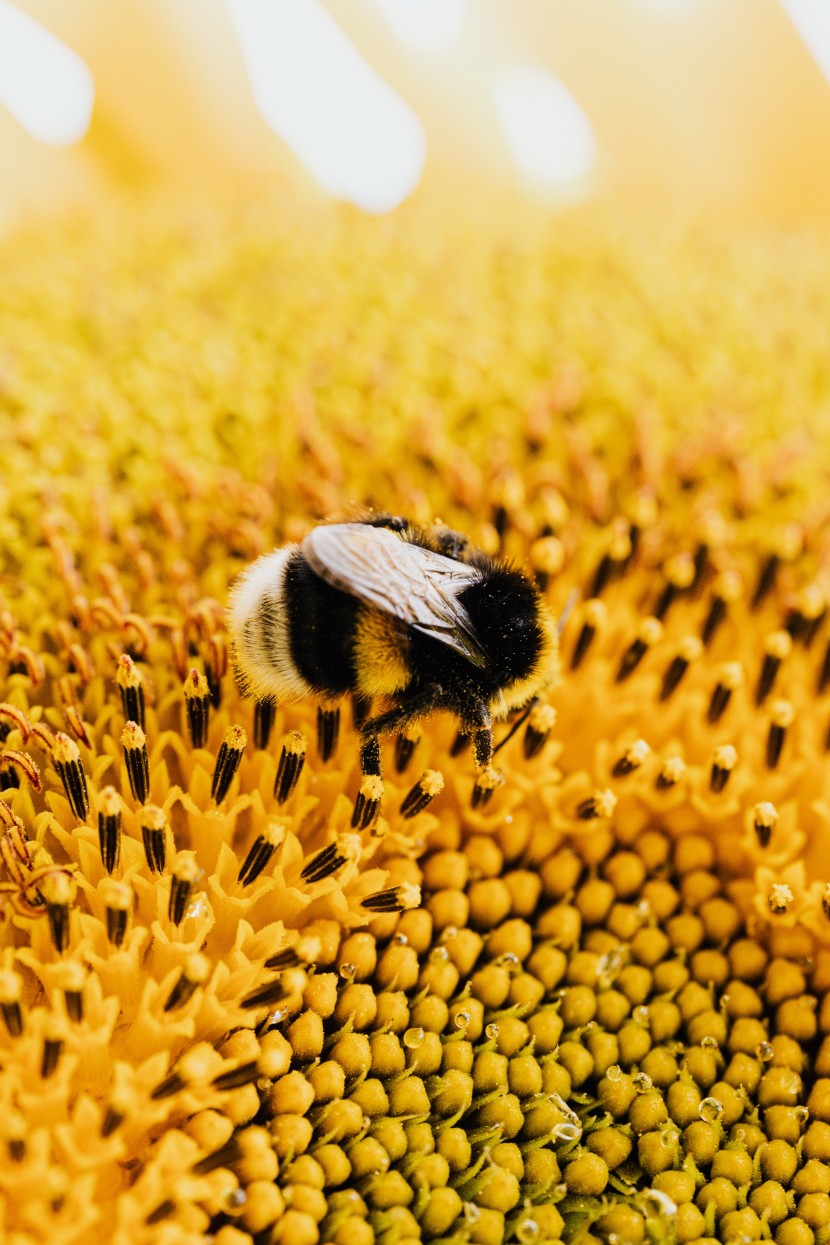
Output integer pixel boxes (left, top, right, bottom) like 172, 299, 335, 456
228, 516, 558, 774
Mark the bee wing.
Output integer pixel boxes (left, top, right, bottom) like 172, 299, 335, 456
303, 524, 489, 670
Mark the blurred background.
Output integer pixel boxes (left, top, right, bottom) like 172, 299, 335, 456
3, 0, 830, 235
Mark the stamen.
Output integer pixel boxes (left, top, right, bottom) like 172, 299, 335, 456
116, 654, 145, 730
317, 705, 340, 762
0, 749, 41, 792
755, 630, 792, 706
211, 724, 246, 803
700, 570, 742, 646
191, 1135, 243, 1173
164, 952, 209, 1012
394, 721, 422, 773
41, 1018, 64, 1079
767, 883, 794, 915
471, 765, 505, 809
823, 884, 830, 920
753, 801, 779, 848
253, 698, 276, 750
786, 583, 825, 646
653, 552, 695, 620
655, 755, 686, 790
615, 618, 663, 683
589, 526, 630, 597
302, 841, 348, 884
751, 522, 802, 610
400, 769, 444, 818
611, 738, 651, 779
766, 699, 794, 770
121, 722, 150, 804
52, 733, 89, 820
818, 639, 830, 696
659, 635, 702, 702
40, 870, 77, 953
362, 882, 422, 913
576, 788, 617, 820
238, 821, 285, 886
101, 878, 131, 947
274, 730, 306, 803
140, 804, 168, 874
523, 703, 556, 759
241, 978, 286, 1010
0, 969, 23, 1036
168, 855, 201, 925
351, 775, 384, 830
97, 785, 122, 874
265, 947, 301, 971
710, 744, 737, 794
0, 703, 31, 743
706, 662, 744, 725
570, 600, 606, 671
62, 961, 86, 1023
205, 633, 227, 708
7, 1115, 25, 1161
183, 669, 211, 748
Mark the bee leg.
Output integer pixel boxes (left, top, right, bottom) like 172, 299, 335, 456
359, 686, 444, 776
467, 700, 493, 770
353, 695, 372, 730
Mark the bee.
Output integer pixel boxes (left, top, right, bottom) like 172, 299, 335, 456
228, 516, 558, 774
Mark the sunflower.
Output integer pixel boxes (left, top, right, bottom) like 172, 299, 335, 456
2, 194, 830, 1245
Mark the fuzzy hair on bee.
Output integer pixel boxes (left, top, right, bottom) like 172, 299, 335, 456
227, 515, 559, 774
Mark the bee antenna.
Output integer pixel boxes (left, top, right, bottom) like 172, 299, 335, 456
493, 698, 538, 756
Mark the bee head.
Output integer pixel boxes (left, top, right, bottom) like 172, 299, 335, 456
459, 564, 557, 712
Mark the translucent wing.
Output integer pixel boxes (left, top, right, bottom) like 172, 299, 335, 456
302, 523, 489, 670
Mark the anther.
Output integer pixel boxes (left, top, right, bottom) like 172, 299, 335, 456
274, 731, 306, 803
768, 883, 794, 915
753, 801, 779, 848
121, 722, 150, 804
653, 552, 695, 620
41, 1019, 64, 1079
206, 633, 227, 708
589, 527, 630, 597
317, 705, 340, 762
168, 855, 200, 925
7, 1115, 25, 1161
471, 766, 504, 809
450, 730, 470, 756
265, 946, 301, 971
61, 961, 86, 1023
571, 599, 606, 671
786, 584, 826, 646
766, 699, 794, 770
241, 978, 286, 1010
524, 703, 556, 759
655, 755, 686, 790
0, 969, 23, 1037
611, 739, 651, 779
709, 744, 737, 794
191, 1135, 244, 1174
701, 570, 743, 646
362, 882, 421, 913
238, 821, 285, 886
755, 630, 792, 706
100, 878, 131, 947
394, 722, 422, 773
183, 669, 211, 749
116, 654, 145, 730
576, 788, 617, 820
752, 522, 803, 610
40, 870, 76, 954
211, 724, 246, 803
659, 635, 703, 702
818, 640, 830, 696
400, 769, 444, 818
140, 804, 168, 874
0, 749, 41, 791
253, 699, 276, 751
351, 775, 384, 830
302, 840, 348, 884
164, 953, 210, 1012
615, 617, 662, 683
52, 732, 89, 821
823, 884, 830, 920
97, 785, 122, 875
707, 662, 744, 725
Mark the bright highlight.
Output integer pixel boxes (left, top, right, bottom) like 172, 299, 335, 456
780, 0, 830, 86
374, 0, 467, 53
493, 65, 596, 195
0, 0, 94, 146
227, 0, 425, 214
